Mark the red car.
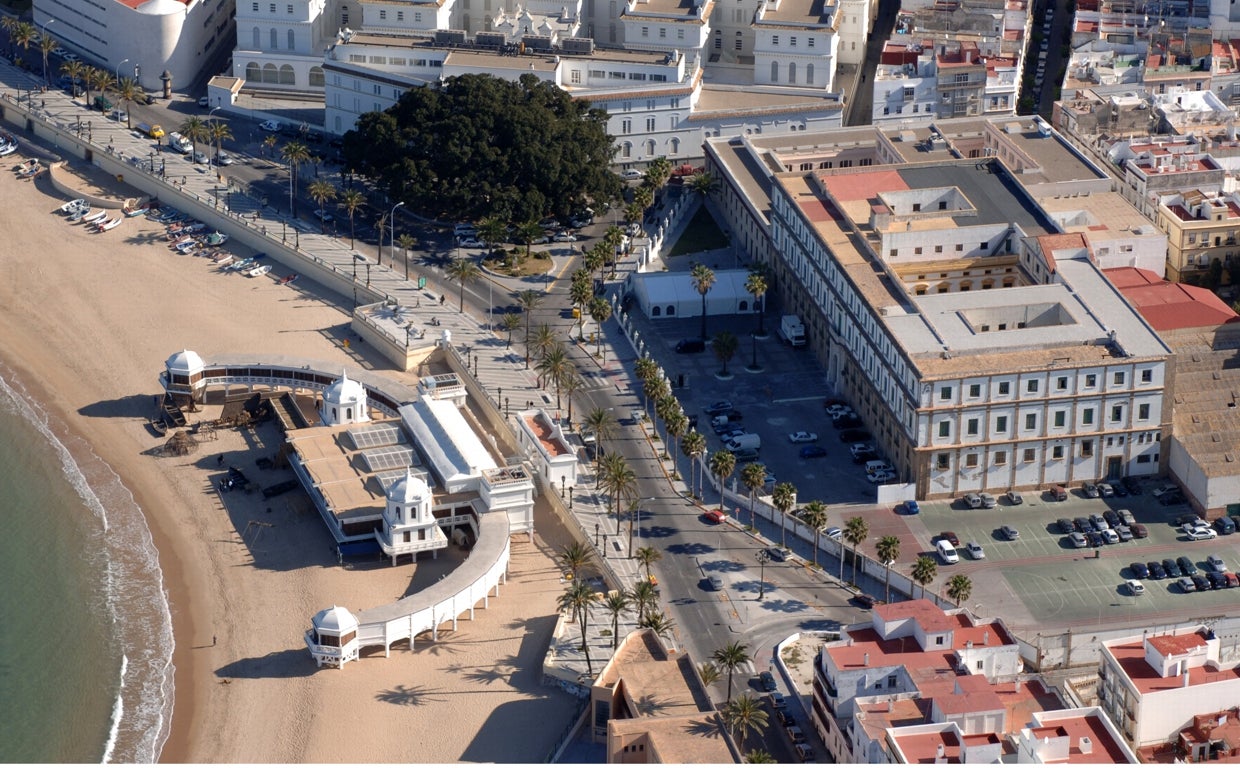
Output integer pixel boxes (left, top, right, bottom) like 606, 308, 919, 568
704, 509, 727, 524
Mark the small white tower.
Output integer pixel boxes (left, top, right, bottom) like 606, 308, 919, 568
161, 349, 206, 403
305, 605, 360, 668
379, 468, 449, 565
320, 370, 370, 426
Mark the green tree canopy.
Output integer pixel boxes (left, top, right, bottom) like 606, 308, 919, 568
343, 74, 621, 223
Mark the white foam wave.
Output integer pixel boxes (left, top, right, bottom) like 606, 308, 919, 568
0, 371, 175, 763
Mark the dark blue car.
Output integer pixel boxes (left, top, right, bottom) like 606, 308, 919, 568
799, 445, 827, 459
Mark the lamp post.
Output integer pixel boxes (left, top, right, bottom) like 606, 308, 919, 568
115, 58, 129, 87
629, 497, 653, 558
39, 18, 54, 86
756, 549, 771, 599
388, 201, 405, 269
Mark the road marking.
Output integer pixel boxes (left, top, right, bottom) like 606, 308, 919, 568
772, 395, 822, 404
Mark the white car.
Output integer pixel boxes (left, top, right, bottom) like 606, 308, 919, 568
457, 237, 484, 248
868, 470, 897, 484
965, 541, 985, 560
1207, 555, 1227, 573
313, 208, 334, 222
213, 152, 234, 166
620, 169, 644, 180
1184, 525, 1217, 541
1126, 579, 1145, 596
788, 431, 818, 444
62, 53, 78, 62
259, 120, 282, 132
552, 231, 577, 243
191, 150, 209, 164
825, 527, 842, 541
198, 96, 211, 108
52, 46, 67, 57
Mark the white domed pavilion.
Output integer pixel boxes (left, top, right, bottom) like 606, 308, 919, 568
306, 605, 360, 668
320, 370, 370, 426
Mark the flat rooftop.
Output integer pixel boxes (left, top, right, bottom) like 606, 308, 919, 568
756, 0, 836, 25
1027, 713, 1134, 763
1106, 639, 1240, 695
691, 86, 844, 119
620, 0, 714, 19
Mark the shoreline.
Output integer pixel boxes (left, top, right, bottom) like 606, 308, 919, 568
0, 157, 584, 763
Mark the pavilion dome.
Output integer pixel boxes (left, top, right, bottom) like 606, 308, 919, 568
311, 605, 358, 634
388, 469, 430, 506
165, 349, 204, 374
324, 370, 366, 405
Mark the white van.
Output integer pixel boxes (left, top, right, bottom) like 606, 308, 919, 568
865, 460, 894, 475
936, 539, 959, 564
725, 433, 761, 452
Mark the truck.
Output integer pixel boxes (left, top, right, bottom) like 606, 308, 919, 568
167, 131, 192, 154
779, 315, 806, 347
725, 433, 761, 452
136, 122, 165, 140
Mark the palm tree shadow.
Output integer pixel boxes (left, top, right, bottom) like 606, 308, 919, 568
375, 683, 449, 707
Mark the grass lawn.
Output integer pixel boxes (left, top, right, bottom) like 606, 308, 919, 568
483, 250, 553, 277
667, 204, 729, 257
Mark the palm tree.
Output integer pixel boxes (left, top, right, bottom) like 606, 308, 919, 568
634, 355, 659, 412
654, 395, 679, 455
712, 641, 750, 703
603, 590, 631, 649
280, 141, 311, 217
690, 263, 716, 341
560, 368, 583, 425
262, 133, 278, 159
334, 188, 366, 248
645, 156, 673, 189
569, 270, 592, 337
307, 180, 337, 232
446, 257, 480, 312
843, 516, 869, 585
711, 331, 739, 376
557, 581, 599, 675
208, 119, 233, 167
698, 661, 721, 687
558, 541, 592, 582
500, 312, 522, 348
723, 694, 769, 745
10, 22, 34, 65
911, 556, 937, 600
88, 67, 113, 110
374, 210, 389, 265
113, 77, 141, 129
745, 268, 769, 336
688, 171, 720, 197
515, 289, 544, 368
588, 297, 612, 358
630, 578, 659, 623
583, 406, 617, 457
477, 216, 508, 252
876, 536, 901, 603
638, 610, 675, 643
397, 233, 418, 278
599, 452, 636, 532
771, 482, 797, 549
528, 324, 557, 378
634, 546, 662, 583
39, 35, 56, 88
708, 449, 736, 512
535, 344, 571, 408
745, 749, 777, 764
946, 574, 973, 606
633, 185, 654, 212
59, 60, 85, 98
642, 378, 670, 433
800, 500, 829, 569
740, 462, 767, 530
179, 115, 209, 159
515, 219, 544, 259
664, 412, 688, 474
681, 430, 707, 499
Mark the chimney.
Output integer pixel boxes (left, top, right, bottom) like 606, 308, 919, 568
936, 743, 946, 761
984, 630, 989, 644
1079, 736, 1093, 755
864, 652, 871, 666
1184, 671, 1191, 688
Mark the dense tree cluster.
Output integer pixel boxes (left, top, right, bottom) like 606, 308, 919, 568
342, 73, 621, 223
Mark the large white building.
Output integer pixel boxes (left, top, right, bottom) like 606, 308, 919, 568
34, 0, 235, 93
704, 116, 1173, 498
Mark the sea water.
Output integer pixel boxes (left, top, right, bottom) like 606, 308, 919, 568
0, 369, 173, 763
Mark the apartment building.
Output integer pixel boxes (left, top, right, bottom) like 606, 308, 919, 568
750, 0, 840, 91
233, 0, 343, 91
1155, 188, 1240, 282
1106, 136, 1226, 220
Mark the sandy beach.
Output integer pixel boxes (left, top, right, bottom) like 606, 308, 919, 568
0, 157, 582, 762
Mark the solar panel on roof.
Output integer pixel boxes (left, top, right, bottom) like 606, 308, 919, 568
347, 423, 405, 450
376, 466, 432, 492
361, 445, 415, 472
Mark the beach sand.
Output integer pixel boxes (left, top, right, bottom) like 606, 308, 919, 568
0, 160, 582, 762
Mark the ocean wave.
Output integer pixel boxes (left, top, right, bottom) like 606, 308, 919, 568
0, 370, 175, 764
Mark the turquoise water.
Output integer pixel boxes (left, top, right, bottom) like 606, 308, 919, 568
0, 369, 173, 763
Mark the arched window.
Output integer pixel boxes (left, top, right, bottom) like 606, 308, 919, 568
1002, 277, 1016, 287
279, 64, 295, 85
309, 66, 325, 87
287, 28, 295, 51
806, 63, 814, 84
270, 28, 278, 49
246, 62, 262, 82
959, 280, 972, 292
252, 26, 261, 49
652, 306, 661, 317
669, 137, 680, 155
645, 139, 655, 156
770, 61, 778, 82
262, 63, 279, 83
937, 282, 951, 294
666, 305, 675, 316
914, 284, 929, 295
739, 300, 749, 311
981, 278, 995, 290
788, 62, 797, 84
621, 142, 631, 158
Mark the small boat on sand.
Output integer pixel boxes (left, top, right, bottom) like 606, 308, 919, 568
59, 198, 87, 214
82, 210, 108, 224
226, 257, 256, 273
246, 264, 272, 278
97, 217, 122, 232
214, 254, 236, 268
205, 232, 228, 246
123, 204, 150, 217
278, 273, 299, 285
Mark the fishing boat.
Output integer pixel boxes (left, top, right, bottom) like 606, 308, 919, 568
170, 236, 197, 249
205, 232, 228, 246
246, 264, 272, 278
175, 240, 200, 254
82, 210, 109, 225
214, 254, 236, 268
97, 217, 122, 232
59, 199, 87, 214
123, 204, 150, 217
278, 273, 299, 285
226, 257, 256, 273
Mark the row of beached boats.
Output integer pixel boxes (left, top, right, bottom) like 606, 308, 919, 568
150, 207, 269, 276
57, 198, 123, 231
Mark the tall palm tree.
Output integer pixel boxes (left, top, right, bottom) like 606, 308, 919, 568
280, 140, 311, 216
10, 22, 35, 65
634, 355, 659, 412
681, 430, 707, 499
446, 257, 480, 312
634, 546, 662, 583
515, 289, 544, 368
262, 133, 278, 159
654, 395, 679, 456
477, 216, 508, 252
688, 171, 720, 197
39, 35, 56, 88
535, 344, 571, 408
708, 449, 736, 512
771, 482, 797, 549
843, 516, 869, 585
560, 368, 583, 425
569, 269, 592, 339
872, 535, 902, 607
745, 268, 769, 336
307, 180, 337, 232
528, 323, 557, 377
500, 312, 522, 348
633, 185, 654, 212
515, 219, 544, 259
946, 574, 973, 606
59, 60, 85, 98
599, 452, 636, 533
208, 119, 233, 167
800, 500, 829, 569
588, 297, 612, 358
911, 556, 937, 601
642, 377, 669, 431
88, 67, 113, 109
745, 749, 777, 764
638, 610, 676, 643
557, 581, 599, 675
690, 263, 716, 341
113, 77, 141, 129
712, 641, 750, 704
740, 462, 767, 530
558, 541, 592, 581
336, 188, 366, 248
698, 662, 721, 686
179, 115, 209, 159
603, 590, 631, 649
583, 407, 618, 465
723, 694, 769, 745
711, 331, 739, 376
397, 233, 418, 275
876, 536, 901, 603
630, 578, 659, 624
583, 241, 607, 278
645, 156, 673, 189
664, 411, 688, 474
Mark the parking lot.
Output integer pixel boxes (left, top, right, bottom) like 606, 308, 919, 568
891, 482, 1240, 632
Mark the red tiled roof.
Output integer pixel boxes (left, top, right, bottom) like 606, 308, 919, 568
1106, 639, 1240, 695
1034, 714, 1132, 763
1149, 632, 1209, 656
819, 169, 908, 202
891, 728, 962, 763
1104, 267, 1239, 331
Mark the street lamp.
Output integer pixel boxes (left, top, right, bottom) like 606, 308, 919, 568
756, 549, 771, 599
115, 58, 129, 87
628, 497, 654, 558
39, 18, 54, 86
388, 201, 405, 269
